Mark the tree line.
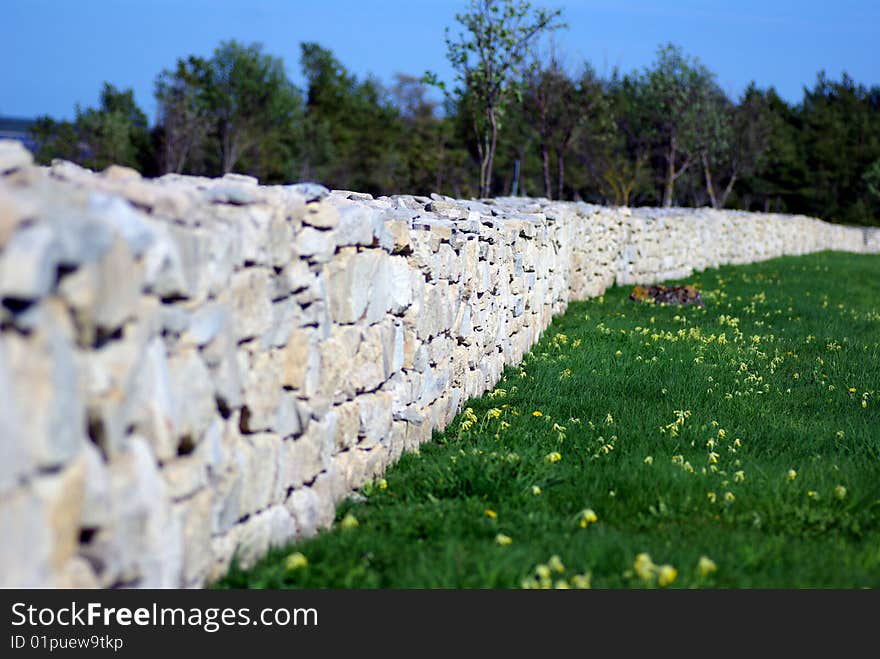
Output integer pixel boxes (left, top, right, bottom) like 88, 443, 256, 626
30, 0, 880, 226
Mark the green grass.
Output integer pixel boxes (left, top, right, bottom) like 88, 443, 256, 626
216, 251, 880, 589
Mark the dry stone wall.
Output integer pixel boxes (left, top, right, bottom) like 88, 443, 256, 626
0, 139, 877, 587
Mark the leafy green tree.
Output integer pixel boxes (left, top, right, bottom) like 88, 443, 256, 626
154, 56, 213, 174
30, 116, 80, 165
299, 43, 402, 193
738, 87, 805, 212
864, 160, 880, 202
640, 44, 719, 207
799, 72, 880, 224
700, 83, 773, 209
75, 83, 150, 171
203, 40, 302, 174
587, 72, 653, 206
390, 73, 470, 195
430, 0, 565, 197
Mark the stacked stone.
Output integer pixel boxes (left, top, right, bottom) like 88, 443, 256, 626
1, 138, 877, 588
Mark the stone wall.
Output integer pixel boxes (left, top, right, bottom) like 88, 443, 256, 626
1, 139, 877, 587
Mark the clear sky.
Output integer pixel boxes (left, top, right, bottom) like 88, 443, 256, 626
3, 0, 878, 122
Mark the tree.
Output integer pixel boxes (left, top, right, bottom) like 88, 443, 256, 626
204, 40, 302, 174
430, 0, 564, 198
700, 83, 773, 209
390, 73, 467, 195
865, 160, 880, 202
30, 116, 80, 165
586, 72, 652, 206
799, 72, 880, 224
739, 87, 805, 213
299, 43, 402, 193
154, 56, 212, 174
641, 44, 719, 207
75, 83, 150, 171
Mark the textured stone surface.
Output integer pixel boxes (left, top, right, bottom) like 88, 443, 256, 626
0, 142, 876, 588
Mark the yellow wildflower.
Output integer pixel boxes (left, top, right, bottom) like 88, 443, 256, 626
283, 552, 308, 571
697, 556, 717, 577
634, 553, 655, 582
535, 564, 551, 580
340, 513, 359, 530
579, 508, 598, 528
734, 470, 745, 483
657, 565, 678, 587
378, 478, 388, 490
724, 491, 736, 503
644, 456, 654, 465
494, 534, 512, 546
544, 451, 562, 463
571, 573, 592, 589
532, 485, 542, 496
484, 509, 497, 519
532, 410, 543, 417
548, 555, 565, 574
707, 492, 717, 503
787, 469, 798, 482
834, 485, 847, 500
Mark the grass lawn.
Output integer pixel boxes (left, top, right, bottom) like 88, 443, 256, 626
217, 251, 880, 589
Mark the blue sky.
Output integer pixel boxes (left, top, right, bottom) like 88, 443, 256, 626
3, 0, 878, 122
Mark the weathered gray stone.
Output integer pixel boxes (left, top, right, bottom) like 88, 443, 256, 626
350, 325, 385, 394
276, 390, 304, 439
288, 182, 329, 203
168, 347, 216, 446
0, 185, 36, 248
174, 488, 211, 587
226, 267, 273, 341
240, 433, 280, 516
102, 164, 141, 182
30, 453, 87, 581
325, 248, 383, 323
4, 301, 83, 470
296, 226, 336, 262
279, 326, 318, 392
335, 203, 375, 247
97, 437, 182, 587
303, 201, 340, 229
205, 182, 262, 205
0, 223, 61, 300
387, 255, 413, 314
317, 324, 360, 402
0, 336, 27, 495
357, 391, 393, 447
127, 337, 178, 461
278, 431, 324, 491
285, 487, 321, 537
59, 236, 143, 337
0, 485, 53, 587
87, 192, 157, 257
0, 139, 33, 172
